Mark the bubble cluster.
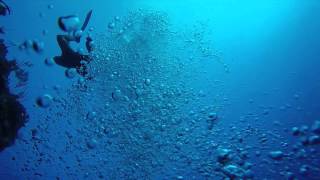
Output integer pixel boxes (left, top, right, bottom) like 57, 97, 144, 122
59, 9, 224, 179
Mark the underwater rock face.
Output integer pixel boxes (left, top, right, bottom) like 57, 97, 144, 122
0, 40, 27, 151
0, 87, 27, 151
0, 7, 28, 151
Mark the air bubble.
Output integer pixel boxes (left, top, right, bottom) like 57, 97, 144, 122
36, 94, 53, 108
44, 58, 55, 66
65, 68, 77, 79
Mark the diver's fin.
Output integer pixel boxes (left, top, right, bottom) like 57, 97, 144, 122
81, 10, 93, 31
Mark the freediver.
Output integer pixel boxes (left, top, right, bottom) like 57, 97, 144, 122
54, 10, 94, 76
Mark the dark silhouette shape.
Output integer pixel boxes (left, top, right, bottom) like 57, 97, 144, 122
0, 3, 28, 151
0, 38, 7, 58
86, 35, 94, 53
0, 40, 28, 151
54, 10, 93, 75
54, 34, 89, 68
81, 10, 92, 31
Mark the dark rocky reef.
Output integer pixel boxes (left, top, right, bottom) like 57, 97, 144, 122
0, 39, 28, 151
0, 2, 28, 151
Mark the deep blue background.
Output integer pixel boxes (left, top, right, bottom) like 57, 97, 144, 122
1, 0, 320, 179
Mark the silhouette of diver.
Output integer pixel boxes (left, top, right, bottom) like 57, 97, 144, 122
54, 10, 93, 76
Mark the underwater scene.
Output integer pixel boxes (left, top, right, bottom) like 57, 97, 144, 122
1, 0, 320, 179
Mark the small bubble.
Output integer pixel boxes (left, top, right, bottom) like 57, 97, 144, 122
86, 138, 98, 149
32, 40, 44, 53
112, 89, 122, 101
44, 58, 55, 66
269, 151, 284, 160
36, 94, 53, 108
48, 4, 54, 9
108, 22, 115, 29
65, 68, 77, 79
42, 29, 48, 36
86, 111, 97, 120
145, 78, 151, 86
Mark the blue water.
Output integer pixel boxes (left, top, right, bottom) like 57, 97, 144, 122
1, 0, 320, 179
